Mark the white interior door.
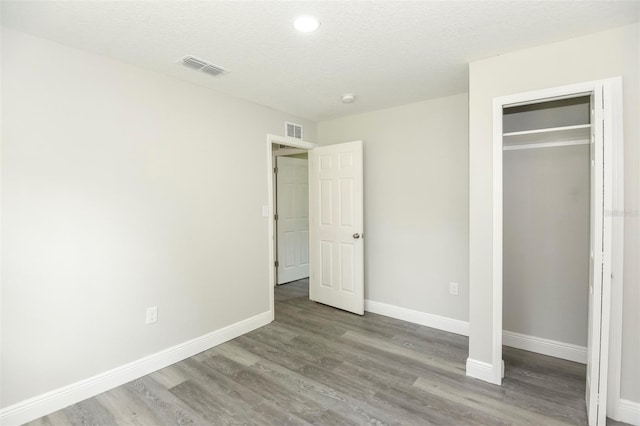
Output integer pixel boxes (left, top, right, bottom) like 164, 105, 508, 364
276, 156, 309, 284
309, 140, 364, 315
585, 86, 610, 426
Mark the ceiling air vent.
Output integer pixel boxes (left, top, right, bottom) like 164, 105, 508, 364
286, 122, 303, 139
178, 55, 229, 77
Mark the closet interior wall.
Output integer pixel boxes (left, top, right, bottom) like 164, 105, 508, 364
502, 96, 591, 353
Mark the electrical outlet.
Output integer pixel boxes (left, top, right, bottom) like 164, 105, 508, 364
146, 306, 158, 324
449, 282, 459, 296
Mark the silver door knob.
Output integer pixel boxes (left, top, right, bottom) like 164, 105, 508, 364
353, 233, 360, 239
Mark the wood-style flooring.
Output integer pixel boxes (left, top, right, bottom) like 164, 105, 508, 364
28, 279, 627, 425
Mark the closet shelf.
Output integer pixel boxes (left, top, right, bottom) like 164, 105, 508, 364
503, 124, 590, 146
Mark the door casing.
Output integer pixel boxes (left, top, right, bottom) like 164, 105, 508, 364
266, 134, 317, 318
487, 78, 624, 424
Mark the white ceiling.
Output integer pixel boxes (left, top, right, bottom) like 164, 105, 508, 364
2, 1, 638, 121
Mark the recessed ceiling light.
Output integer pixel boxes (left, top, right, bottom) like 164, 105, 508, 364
294, 15, 320, 33
342, 94, 356, 104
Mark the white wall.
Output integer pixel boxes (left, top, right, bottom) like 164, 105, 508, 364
468, 22, 639, 404
503, 145, 590, 346
318, 93, 469, 322
0, 28, 316, 408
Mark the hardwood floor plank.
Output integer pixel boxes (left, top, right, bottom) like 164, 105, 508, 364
124, 376, 206, 426
275, 308, 349, 339
341, 330, 465, 376
201, 355, 357, 425
169, 379, 259, 425
287, 303, 398, 340
149, 364, 189, 389
372, 383, 507, 426
60, 397, 116, 426
413, 375, 570, 426
212, 342, 262, 367
290, 332, 420, 384
24, 410, 71, 426
94, 386, 166, 426
172, 358, 308, 425
240, 330, 340, 369
391, 329, 469, 364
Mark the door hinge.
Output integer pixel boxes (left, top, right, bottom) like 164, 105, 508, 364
275, 260, 279, 267
273, 167, 278, 174
274, 214, 279, 221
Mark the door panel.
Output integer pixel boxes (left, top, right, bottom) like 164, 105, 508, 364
276, 156, 309, 284
340, 243, 354, 292
321, 241, 333, 287
309, 141, 364, 315
586, 86, 608, 426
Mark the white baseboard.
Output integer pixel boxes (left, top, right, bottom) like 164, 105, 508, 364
503, 330, 587, 364
0, 311, 273, 426
611, 399, 640, 425
364, 300, 469, 336
466, 358, 502, 385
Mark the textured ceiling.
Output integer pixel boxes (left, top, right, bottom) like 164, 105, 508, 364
2, 1, 638, 121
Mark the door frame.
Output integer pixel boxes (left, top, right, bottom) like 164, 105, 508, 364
490, 78, 624, 422
266, 134, 318, 318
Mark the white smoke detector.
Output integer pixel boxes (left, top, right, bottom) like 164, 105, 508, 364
342, 94, 356, 104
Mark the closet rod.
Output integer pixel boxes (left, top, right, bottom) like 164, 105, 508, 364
503, 92, 591, 108
502, 123, 590, 138
503, 139, 589, 151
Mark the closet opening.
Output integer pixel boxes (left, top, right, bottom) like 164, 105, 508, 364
502, 94, 592, 367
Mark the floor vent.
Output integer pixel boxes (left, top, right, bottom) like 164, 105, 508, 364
286, 122, 303, 139
178, 55, 229, 77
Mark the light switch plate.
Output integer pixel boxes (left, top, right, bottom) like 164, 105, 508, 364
146, 306, 158, 324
